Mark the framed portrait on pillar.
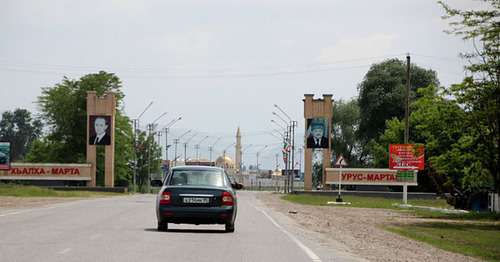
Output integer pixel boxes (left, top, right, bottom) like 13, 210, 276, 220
89, 115, 112, 146
306, 118, 329, 149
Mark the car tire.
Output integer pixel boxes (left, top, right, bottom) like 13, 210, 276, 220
158, 222, 168, 232
225, 222, 235, 233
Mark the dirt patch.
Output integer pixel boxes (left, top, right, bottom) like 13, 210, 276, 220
255, 192, 482, 262
0, 196, 93, 208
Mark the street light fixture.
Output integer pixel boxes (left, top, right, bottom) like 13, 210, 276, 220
195, 136, 209, 160
274, 104, 297, 193
147, 112, 167, 193
132, 101, 153, 193
273, 111, 289, 126
223, 143, 236, 157
173, 130, 191, 167
271, 119, 286, 131
162, 117, 182, 164
239, 144, 252, 182
184, 133, 197, 163
274, 104, 292, 122
209, 137, 221, 161
256, 145, 268, 171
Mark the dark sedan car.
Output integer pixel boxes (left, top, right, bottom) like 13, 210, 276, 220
151, 166, 239, 232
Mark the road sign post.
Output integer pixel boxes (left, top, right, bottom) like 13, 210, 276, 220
334, 154, 347, 202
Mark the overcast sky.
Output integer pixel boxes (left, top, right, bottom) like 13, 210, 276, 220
0, 0, 489, 170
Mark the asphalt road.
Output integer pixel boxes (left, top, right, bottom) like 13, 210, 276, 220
0, 191, 363, 262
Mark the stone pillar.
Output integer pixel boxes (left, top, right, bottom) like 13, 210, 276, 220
86, 91, 116, 187
303, 94, 333, 190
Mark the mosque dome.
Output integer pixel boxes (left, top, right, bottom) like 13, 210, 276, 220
216, 156, 234, 167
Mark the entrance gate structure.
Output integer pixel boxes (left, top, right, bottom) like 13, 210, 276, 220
86, 91, 116, 187
303, 94, 333, 190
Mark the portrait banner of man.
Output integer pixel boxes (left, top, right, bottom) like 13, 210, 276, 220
306, 118, 329, 149
89, 115, 112, 146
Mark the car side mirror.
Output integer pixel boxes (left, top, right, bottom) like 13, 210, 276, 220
151, 179, 163, 187
231, 182, 244, 190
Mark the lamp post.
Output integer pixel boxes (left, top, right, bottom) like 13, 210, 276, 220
184, 133, 197, 164
256, 145, 268, 172
271, 119, 286, 131
195, 136, 209, 161
162, 117, 182, 169
240, 144, 252, 183
173, 130, 191, 167
147, 111, 167, 193
274, 104, 297, 193
132, 101, 153, 193
209, 137, 221, 162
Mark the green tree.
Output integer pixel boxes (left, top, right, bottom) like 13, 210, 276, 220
134, 130, 160, 192
372, 86, 469, 192
25, 71, 133, 186
312, 162, 323, 188
331, 98, 368, 167
0, 108, 43, 162
439, 0, 499, 193
357, 59, 440, 147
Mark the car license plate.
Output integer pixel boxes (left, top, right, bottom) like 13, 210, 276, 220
183, 197, 209, 204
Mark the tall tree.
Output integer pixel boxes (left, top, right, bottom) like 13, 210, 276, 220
331, 98, 368, 167
0, 109, 43, 162
25, 71, 133, 186
439, 0, 499, 193
372, 86, 470, 192
357, 59, 440, 147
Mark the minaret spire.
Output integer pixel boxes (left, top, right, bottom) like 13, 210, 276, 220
235, 126, 242, 171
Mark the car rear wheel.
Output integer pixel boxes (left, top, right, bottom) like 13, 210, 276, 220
158, 222, 168, 232
225, 222, 235, 233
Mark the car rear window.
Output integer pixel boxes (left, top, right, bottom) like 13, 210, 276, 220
170, 170, 225, 187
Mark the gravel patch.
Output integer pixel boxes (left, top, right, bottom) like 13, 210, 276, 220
255, 191, 483, 262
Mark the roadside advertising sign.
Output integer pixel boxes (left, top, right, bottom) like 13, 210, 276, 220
389, 144, 424, 170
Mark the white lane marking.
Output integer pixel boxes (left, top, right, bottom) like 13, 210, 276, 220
250, 202, 322, 262
0, 204, 73, 218
0, 210, 30, 217
91, 234, 100, 240
58, 248, 71, 255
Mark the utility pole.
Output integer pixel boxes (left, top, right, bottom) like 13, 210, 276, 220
405, 53, 410, 144
404, 53, 411, 204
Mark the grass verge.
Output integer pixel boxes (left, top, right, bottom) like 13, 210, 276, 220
0, 186, 124, 197
281, 194, 449, 209
385, 222, 500, 261
281, 194, 500, 260
281, 194, 499, 220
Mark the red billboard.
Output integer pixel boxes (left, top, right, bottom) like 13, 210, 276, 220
389, 144, 424, 170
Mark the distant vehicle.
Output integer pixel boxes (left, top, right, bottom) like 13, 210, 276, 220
151, 166, 239, 232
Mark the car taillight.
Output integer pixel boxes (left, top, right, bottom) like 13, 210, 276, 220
222, 192, 233, 206
160, 190, 171, 204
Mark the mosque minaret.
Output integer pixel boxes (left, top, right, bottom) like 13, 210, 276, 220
235, 126, 242, 171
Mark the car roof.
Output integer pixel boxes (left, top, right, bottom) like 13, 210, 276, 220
170, 166, 224, 172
